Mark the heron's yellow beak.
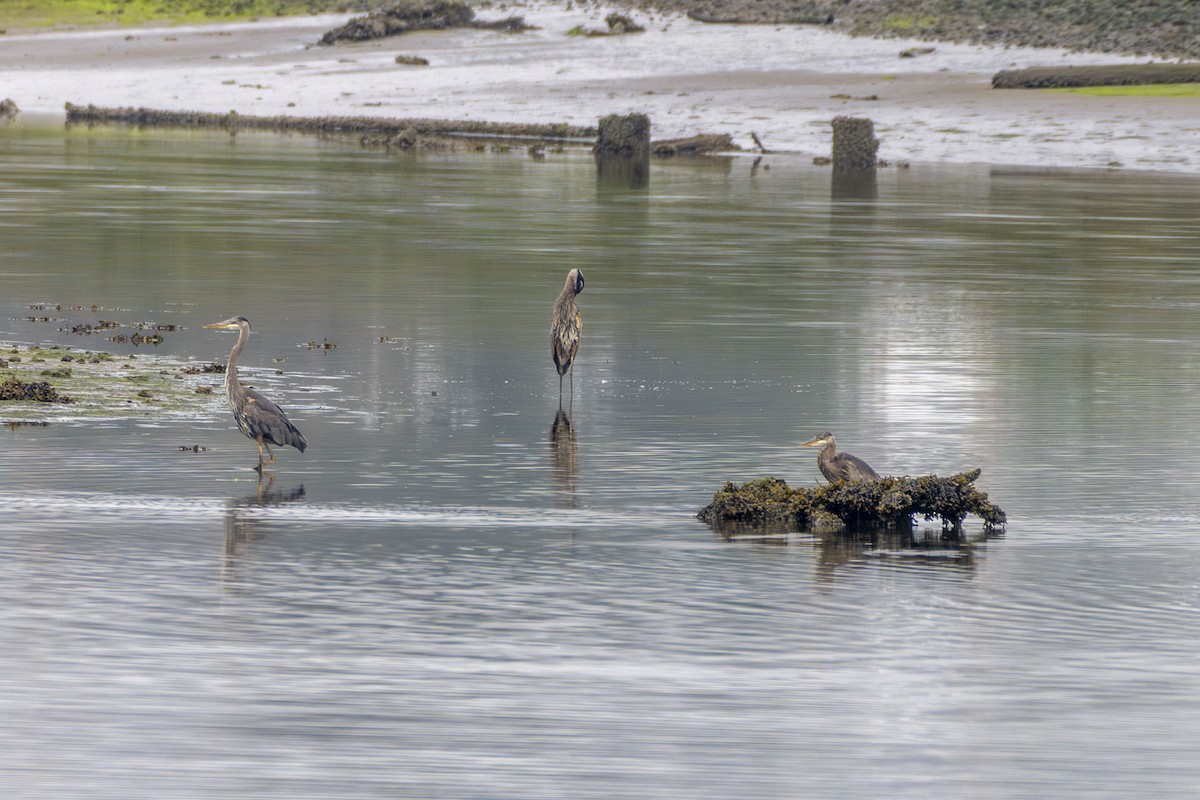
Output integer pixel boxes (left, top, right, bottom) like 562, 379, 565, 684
204, 321, 239, 330
800, 436, 825, 448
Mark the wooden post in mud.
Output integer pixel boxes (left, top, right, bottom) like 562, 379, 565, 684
831, 115, 878, 171
830, 115, 878, 199
594, 113, 650, 187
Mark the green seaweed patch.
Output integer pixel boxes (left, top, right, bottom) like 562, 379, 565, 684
1052, 83, 1200, 97
0, 0, 350, 30
1, 342, 223, 422
698, 470, 1006, 534
883, 15, 939, 30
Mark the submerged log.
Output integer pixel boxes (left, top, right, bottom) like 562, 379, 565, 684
651, 133, 735, 156
64, 103, 595, 142
698, 470, 1006, 532
993, 63, 1200, 89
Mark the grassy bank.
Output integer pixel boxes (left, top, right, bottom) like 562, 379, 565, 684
0, 0, 363, 29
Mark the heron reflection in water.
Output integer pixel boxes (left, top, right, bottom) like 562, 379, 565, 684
551, 268, 585, 402
205, 316, 308, 472
801, 431, 880, 484
223, 482, 307, 568
549, 406, 579, 504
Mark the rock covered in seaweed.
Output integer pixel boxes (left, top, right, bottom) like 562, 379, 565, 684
698, 470, 1006, 532
0, 377, 74, 404
319, 1, 536, 45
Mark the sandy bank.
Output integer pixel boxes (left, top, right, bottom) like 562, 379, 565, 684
1, 4, 1197, 172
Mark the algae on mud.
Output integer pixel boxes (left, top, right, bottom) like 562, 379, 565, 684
698, 470, 1006, 534
0, 343, 223, 422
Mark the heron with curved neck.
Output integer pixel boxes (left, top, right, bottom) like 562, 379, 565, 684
204, 316, 308, 472
551, 268, 585, 403
800, 431, 880, 484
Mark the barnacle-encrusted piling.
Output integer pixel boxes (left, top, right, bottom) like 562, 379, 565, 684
831, 115, 879, 171
595, 112, 651, 186
698, 470, 1006, 533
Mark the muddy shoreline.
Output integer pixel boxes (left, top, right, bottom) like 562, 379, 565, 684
5, 4, 1200, 172
621, 0, 1200, 60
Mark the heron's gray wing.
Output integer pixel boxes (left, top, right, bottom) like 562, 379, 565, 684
840, 453, 880, 482
242, 387, 308, 452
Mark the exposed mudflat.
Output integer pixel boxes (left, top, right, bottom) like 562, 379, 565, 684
0, 343, 224, 423
630, 0, 1200, 60
2, 2, 1198, 171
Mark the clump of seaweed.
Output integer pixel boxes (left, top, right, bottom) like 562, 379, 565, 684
698, 470, 1005, 533
568, 13, 646, 36
0, 377, 74, 404
180, 362, 226, 374
699, 477, 814, 528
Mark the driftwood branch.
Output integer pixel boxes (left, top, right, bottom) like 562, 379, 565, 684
993, 63, 1200, 89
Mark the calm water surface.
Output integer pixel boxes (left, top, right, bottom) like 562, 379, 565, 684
2, 120, 1199, 798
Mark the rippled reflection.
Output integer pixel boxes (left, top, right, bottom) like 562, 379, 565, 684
222, 479, 307, 572
549, 406, 579, 507
3, 123, 1200, 800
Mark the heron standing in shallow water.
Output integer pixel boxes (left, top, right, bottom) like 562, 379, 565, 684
801, 431, 880, 483
551, 268, 585, 402
205, 316, 308, 472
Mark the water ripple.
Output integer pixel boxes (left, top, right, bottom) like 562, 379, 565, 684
0, 491, 684, 529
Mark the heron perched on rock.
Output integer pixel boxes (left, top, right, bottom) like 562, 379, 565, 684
801, 432, 880, 484
551, 268, 585, 400
205, 316, 307, 472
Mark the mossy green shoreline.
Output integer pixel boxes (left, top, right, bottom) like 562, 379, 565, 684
0, 1, 363, 30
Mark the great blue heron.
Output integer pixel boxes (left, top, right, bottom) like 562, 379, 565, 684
204, 316, 308, 471
551, 268, 585, 401
801, 432, 880, 484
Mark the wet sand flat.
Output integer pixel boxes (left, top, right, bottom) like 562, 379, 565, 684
1, 3, 1197, 172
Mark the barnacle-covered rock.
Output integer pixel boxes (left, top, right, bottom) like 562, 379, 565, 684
0, 377, 74, 404
698, 471, 1005, 533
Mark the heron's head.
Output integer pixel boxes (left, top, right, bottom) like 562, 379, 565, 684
800, 432, 835, 449
204, 316, 250, 332
566, 268, 585, 296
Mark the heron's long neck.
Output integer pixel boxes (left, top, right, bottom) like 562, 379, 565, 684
553, 288, 576, 322
820, 442, 837, 464
225, 324, 249, 400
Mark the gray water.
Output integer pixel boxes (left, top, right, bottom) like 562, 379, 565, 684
2, 120, 1199, 799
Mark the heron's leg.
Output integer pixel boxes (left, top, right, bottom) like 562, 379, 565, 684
255, 438, 265, 472
263, 441, 277, 466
